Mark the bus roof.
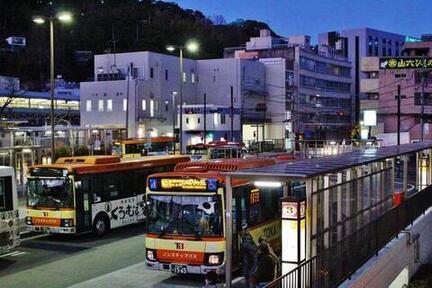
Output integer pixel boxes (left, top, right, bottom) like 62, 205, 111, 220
30, 155, 190, 175
0, 166, 14, 177
149, 158, 275, 185
187, 141, 244, 149
115, 137, 175, 145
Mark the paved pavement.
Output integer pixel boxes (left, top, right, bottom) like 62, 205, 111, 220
1, 223, 243, 288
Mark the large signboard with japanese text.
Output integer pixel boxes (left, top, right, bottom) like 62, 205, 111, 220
380, 57, 432, 69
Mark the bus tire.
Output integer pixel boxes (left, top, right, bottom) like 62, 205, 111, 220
93, 214, 110, 237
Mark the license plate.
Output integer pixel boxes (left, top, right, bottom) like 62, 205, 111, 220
171, 264, 187, 274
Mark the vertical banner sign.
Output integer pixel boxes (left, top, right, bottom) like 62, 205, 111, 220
281, 197, 306, 275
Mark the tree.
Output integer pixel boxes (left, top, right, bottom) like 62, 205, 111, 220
0, 77, 22, 118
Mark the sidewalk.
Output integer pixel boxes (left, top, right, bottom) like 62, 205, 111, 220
69, 261, 247, 288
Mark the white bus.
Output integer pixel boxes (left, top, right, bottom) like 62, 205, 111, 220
0, 166, 20, 255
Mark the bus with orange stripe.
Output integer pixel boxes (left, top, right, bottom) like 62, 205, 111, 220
145, 158, 284, 274
26, 155, 189, 236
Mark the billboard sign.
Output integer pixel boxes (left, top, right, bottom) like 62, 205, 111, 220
6, 36, 26, 47
380, 57, 432, 69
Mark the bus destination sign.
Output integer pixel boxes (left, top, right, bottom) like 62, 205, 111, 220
380, 57, 432, 69
149, 177, 218, 192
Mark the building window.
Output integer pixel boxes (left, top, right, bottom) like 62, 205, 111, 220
165, 100, 169, 112
182, 72, 186, 82
221, 114, 226, 124
165, 69, 168, 80
150, 67, 154, 79
123, 99, 127, 111
191, 73, 196, 83
186, 117, 189, 124
142, 99, 146, 111
86, 100, 92, 112
213, 75, 216, 82
197, 117, 200, 124
196, 76, 200, 83
107, 99, 113, 111
150, 100, 154, 117
213, 113, 218, 125
98, 99, 104, 111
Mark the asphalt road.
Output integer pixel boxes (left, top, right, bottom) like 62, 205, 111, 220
0, 224, 207, 288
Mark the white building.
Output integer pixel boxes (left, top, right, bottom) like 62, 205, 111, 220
80, 51, 267, 150
181, 104, 241, 146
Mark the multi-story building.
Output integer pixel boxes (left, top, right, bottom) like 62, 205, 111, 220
80, 51, 266, 151
319, 28, 406, 123
360, 36, 432, 141
225, 29, 353, 140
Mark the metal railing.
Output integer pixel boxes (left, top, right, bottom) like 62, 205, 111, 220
266, 184, 432, 288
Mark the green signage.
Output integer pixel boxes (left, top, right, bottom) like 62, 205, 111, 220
380, 57, 432, 69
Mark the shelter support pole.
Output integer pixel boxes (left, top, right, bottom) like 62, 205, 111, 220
225, 175, 233, 288
323, 176, 330, 248
336, 173, 343, 241
403, 155, 408, 196
306, 178, 314, 258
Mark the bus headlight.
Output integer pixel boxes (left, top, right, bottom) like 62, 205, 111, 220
205, 252, 224, 266
146, 249, 157, 261
208, 255, 219, 265
61, 219, 74, 227
26, 217, 32, 225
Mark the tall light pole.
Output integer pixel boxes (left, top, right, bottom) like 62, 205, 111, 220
33, 12, 72, 161
171, 91, 177, 154
166, 41, 198, 154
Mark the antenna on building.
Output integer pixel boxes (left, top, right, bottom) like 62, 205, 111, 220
109, 23, 118, 68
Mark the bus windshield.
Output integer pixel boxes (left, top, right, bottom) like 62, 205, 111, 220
27, 178, 74, 209
148, 195, 222, 237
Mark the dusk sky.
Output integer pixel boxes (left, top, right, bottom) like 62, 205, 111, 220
173, 0, 430, 42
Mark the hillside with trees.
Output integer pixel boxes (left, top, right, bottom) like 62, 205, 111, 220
0, 0, 275, 89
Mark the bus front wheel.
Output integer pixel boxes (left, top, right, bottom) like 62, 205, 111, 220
93, 214, 110, 237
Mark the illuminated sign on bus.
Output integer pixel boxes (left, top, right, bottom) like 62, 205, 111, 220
148, 177, 218, 192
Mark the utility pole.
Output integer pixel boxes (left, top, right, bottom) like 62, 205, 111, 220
230, 86, 234, 141
203, 93, 207, 144
397, 84, 401, 146
125, 63, 131, 139
172, 91, 176, 154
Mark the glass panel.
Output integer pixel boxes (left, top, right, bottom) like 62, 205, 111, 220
27, 178, 74, 208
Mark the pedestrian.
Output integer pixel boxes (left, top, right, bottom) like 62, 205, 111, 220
258, 236, 280, 277
240, 223, 257, 288
252, 243, 275, 288
203, 270, 222, 288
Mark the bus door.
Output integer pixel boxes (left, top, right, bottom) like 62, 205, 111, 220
74, 177, 92, 233
232, 186, 249, 264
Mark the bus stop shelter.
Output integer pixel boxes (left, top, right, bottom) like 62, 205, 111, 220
224, 141, 432, 287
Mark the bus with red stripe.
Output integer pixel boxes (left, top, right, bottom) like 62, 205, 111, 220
145, 158, 284, 274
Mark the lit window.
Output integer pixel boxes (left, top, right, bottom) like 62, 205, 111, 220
107, 99, 113, 111
142, 99, 146, 111
123, 99, 127, 111
191, 73, 196, 83
86, 100, 92, 112
213, 113, 218, 125
98, 99, 104, 111
150, 100, 154, 117
182, 72, 186, 82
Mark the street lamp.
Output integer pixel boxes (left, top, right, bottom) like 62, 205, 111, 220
166, 40, 199, 154
171, 91, 178, 154
33, 11, 73, 161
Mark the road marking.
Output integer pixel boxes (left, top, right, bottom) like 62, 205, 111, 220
11, 251, 28, 257
0, 250, 29, 258
232, 277, 243, 284
21, 233, 50, 241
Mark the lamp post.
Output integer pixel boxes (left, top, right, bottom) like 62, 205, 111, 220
33, 12, 72, 161
166, 41, 198, 154
171, 91, 177, 154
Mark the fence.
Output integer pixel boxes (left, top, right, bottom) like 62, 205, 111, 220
266, 184, 432, 288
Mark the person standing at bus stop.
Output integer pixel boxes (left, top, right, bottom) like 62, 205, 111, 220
252, 243, 276, 288
240, 223, 257, 288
